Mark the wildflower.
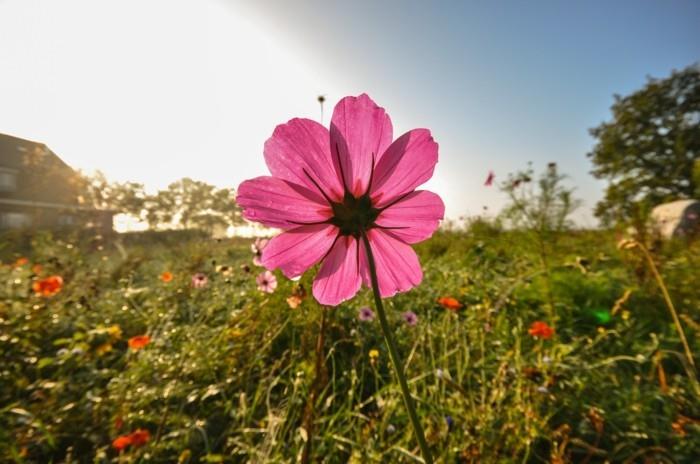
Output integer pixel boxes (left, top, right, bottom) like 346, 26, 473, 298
484, 170, 495, 186
251, 238, 269, 266
32, 275, 63, 297
286, 295, 303, 308
112, 429, 150, 452
31, 264, 43, 274
369, 349, 379, 360
287, 284, 307, 308
112, 434, 132, 451
445, 415, 454, 431
160, 271, 173, 283
358, 306, 375, 321
13, 257, 29, 268
216, 264, 234, 276
191, 273, 208, 288
437, 296, 463, 311
128, 335, 151, 350
107, 325, 122, 340
95, 342, 113, 356
528, 321, 555, 340
386, 424, 396, 434
256, 271, 277, 293
237, 94, 444, 305
402, 310, 418, 326
129, 429, 150, 447
621, 310, 631, 321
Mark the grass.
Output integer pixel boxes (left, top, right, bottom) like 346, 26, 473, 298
1, 225, 699, 463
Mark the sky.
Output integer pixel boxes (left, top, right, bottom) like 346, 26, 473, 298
1, 0, 699, 227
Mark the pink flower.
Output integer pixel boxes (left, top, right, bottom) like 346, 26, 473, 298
251, 238, 269, 267
237, 94, 444, 306
401, 310, 418, 326
191, 273, 208, 288
256, 270, 277, 293
358, 306, 375, 322
484, 170, 495, 186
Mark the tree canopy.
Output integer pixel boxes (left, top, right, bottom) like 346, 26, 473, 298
588, 64, 700, 225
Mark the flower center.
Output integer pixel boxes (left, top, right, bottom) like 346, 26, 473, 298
330, 192, 380, 237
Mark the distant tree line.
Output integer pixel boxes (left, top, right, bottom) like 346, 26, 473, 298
74, 173, 242, 232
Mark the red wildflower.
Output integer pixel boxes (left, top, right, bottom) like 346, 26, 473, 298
437, 296, 463, 311
128, 335, 151, 350
32, 275, 63, 297
112, 434, 132, 451
129, 429, 151, 447
528, 321, 555, 339
111, 428, 150, 452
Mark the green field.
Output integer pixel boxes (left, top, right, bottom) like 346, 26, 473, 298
1, 226, 699, 463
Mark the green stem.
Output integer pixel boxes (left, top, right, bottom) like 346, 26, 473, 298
361, 232, 433, 464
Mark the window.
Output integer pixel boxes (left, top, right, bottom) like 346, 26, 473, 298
0, 168, 18, 192
0, 212, 32, 229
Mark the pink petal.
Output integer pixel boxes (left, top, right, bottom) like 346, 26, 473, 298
330, 94, 393, 197
374, 190, 444, 244
237, 176, 332, 229
264, 118, 344, 201
312, 235, 362, 306
261, 224, 339, 279
370, 129, 438, 208
359, 229, 423, 298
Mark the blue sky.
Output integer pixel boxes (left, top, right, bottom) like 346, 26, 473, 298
1, 0, 698, 225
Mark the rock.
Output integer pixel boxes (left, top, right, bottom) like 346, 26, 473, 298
650, 199, 700, 239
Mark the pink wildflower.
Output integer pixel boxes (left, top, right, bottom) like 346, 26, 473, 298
358, 306, 375, 322
251, 238, 269, 267
256, 270, 277, 293
402, 310, 418, 326
484, 170, 495, 186
237, 94, 444, 305
191, 273, 208, 288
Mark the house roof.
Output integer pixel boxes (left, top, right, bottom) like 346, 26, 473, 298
0, 133, 72, 171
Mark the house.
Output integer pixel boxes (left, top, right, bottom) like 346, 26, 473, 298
0, 133, 113, 232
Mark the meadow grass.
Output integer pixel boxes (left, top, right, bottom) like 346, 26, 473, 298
1, 226, 699, 463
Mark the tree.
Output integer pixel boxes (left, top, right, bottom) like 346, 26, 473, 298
588, 64, 700, 226
75, 171, 146, 217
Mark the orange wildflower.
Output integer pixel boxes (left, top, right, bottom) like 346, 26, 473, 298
528, 321, 555, 339
160, 271, 173, 283
437, 296, 463, 311
31, 264, 43, 274
32, 275, 64, 297
13, 257, 29, 268
128, 335, 151, 350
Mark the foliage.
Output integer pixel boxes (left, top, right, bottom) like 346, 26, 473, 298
588, 64, 700, 226
1, 224, 699, 463
76, 173, 242, 232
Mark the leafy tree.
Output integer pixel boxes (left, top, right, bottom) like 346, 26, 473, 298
75, 171, 146, 217
588, 64, 700, 226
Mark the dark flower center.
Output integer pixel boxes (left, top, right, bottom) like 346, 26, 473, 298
330, 192, 380, 238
